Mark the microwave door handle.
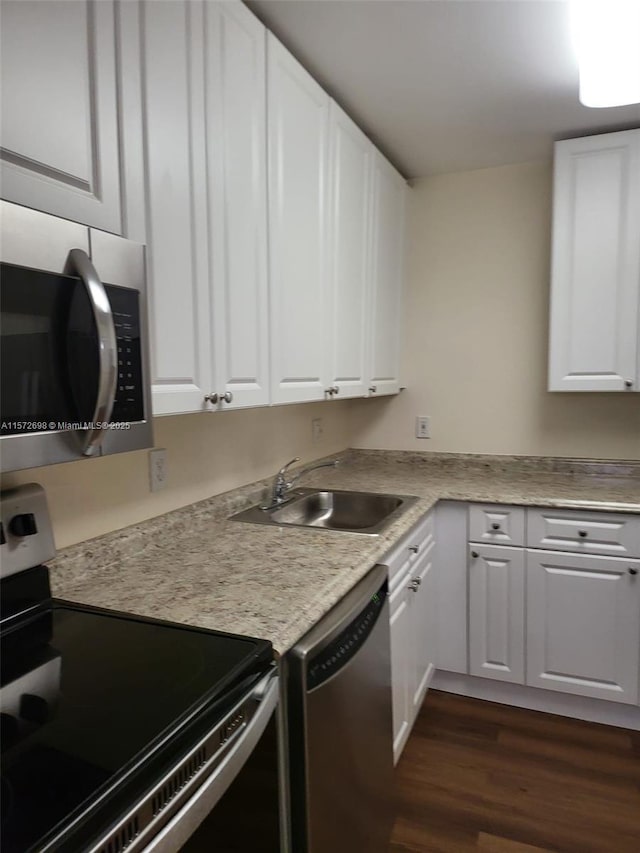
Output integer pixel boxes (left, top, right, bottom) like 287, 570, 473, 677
67, 249, 117, 456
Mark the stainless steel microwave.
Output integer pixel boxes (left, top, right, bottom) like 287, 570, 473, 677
0, 201, 153, 473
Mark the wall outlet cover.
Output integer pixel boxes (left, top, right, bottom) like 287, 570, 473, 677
415, 416, 431, 439
312, 418, 324, 443
149, 448, 168, 492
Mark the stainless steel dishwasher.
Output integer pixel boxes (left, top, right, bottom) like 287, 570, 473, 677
286, 565, 394, 853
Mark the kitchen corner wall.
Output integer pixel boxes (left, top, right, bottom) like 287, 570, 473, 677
351, 160, 640, 460
2, 401, 358, 549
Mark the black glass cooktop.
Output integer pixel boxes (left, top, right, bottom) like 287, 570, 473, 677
1, 600, 272, 853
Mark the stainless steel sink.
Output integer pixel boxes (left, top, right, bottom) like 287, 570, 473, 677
230, 488, 419, 535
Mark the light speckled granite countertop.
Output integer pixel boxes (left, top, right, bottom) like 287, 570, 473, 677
50, 450, 640, 654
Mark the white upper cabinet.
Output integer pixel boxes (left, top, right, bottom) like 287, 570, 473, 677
204, 1, 270, 409
267, 34, 330, 404
367, 151, 406, 397
549, 129, 640, 392
326, 102, 372, 399
139, 0, 212, 416
139, 0, 269, 416
0, 0, 123, 233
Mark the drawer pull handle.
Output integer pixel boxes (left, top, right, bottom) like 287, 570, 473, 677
471, 551, 479, 559
578, 530, 588, 538
629, 568, 638, 576
409, 545, 419, 554
491, 523, 501, 531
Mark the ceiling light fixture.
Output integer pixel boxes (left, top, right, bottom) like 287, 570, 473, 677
570, 0, 640, 108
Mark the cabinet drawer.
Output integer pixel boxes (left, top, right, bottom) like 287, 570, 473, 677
381, 510, 434, 588
469, 504, 525, 547
527, 508, 640, 558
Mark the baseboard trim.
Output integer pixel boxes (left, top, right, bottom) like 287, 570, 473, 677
432, 671, 640, 730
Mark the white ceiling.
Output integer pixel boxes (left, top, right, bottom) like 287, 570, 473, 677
247, 0, 640, 178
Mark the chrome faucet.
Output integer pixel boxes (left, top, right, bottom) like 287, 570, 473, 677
262, 457, 340, 510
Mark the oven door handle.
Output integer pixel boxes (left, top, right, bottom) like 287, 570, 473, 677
68, 248, 118, 456
143, 671, 279, 853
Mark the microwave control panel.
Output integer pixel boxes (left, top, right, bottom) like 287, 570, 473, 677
106, 285, 145, 424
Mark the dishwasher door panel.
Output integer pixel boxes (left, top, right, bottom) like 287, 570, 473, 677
305, 601, 394, 853
288, 567, 394, 853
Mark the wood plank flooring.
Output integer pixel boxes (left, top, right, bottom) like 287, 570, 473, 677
389, 691, 640, 853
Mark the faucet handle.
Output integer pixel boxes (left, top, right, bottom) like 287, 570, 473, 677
277, 457, 301, 477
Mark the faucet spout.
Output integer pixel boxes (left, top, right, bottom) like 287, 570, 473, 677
288, 458, 340, 489
262, 457, 340, 510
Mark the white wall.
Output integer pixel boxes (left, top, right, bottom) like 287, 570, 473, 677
2, 401, 357, 548
351, 160, 640, 460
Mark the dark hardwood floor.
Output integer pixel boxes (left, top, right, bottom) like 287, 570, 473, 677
389, 691, 640, 853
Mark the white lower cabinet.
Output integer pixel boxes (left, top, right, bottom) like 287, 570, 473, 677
389, 567, 412, 763
434, 504, 640, 716
468, 544, 525, 684
409, 540, 438, 716
526, 550, 640, 705
386, 511, 436, 763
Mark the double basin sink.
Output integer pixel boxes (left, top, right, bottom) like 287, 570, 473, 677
231, 488, 419, 535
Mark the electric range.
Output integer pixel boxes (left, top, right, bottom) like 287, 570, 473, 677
0, 485, 280, 853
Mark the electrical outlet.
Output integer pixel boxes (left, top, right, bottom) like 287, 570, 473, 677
311, 418, 324, 443
415, 416, 431, 439
149, 448, 168, 492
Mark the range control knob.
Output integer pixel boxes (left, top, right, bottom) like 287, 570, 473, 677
9, 513, 38, 537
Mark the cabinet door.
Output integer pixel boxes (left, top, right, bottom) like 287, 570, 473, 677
527, 550, 640, 704
469, 544, 525, 684
549, 130, 640, 392
326, 102, 371, 399
267, 34, 329, 404
0, 0, 122, 233
389, 571, 412, 764
409, 538, 437, 718
204, 2, 269, 410
140, 0, 212, 415
367, 151, 406, 397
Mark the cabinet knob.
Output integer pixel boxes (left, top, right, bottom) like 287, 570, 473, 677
408, 580, 419, 592
409, 545, 419, 554
471, 550, 479, 559
578, 530, 588, 538
411, 577, 422, 585
204, 392, 219, 404
629, 568, 638, 576
220, 391, 233, 404
624, 380, 633, 388
369, 386, 377, 393
491, 523, 501, 531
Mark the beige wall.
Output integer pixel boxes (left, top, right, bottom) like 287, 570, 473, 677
352, 160, 640, 459
4, 159, 639, 550
1, 400, 357, 548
